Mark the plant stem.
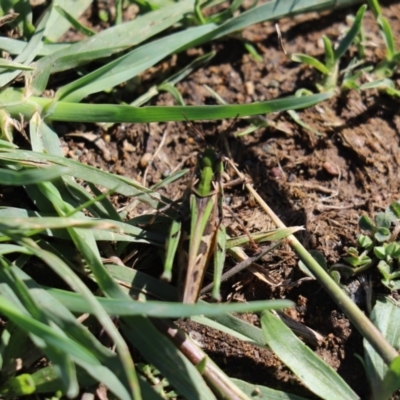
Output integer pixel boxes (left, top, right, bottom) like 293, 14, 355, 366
229, 163, 398, 366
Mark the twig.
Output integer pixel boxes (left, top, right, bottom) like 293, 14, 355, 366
201, 241, 283, 294
227, 159, 398, 366
152, 318, 250, 400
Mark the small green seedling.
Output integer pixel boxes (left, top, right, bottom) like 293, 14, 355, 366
369, 0, 400, 78
332, 201, 400, 291
288, 5, 366, 92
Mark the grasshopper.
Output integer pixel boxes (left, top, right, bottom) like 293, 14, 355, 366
162, 148, 226, 303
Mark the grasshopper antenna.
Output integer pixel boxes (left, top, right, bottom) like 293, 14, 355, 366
182, 113, 206, 145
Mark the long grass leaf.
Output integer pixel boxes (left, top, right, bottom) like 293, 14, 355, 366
56, 24, 216, 102
334, 5, 366, 61
261, 311, 358, 400
0, 37, 69, 56
32, 0, 196, 94
364, 297, 400, 399
0, 166, 67, 185
22, 91, 332, 122
45, 288, 293, 317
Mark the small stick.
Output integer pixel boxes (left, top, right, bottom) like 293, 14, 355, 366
201, 241, 282, 294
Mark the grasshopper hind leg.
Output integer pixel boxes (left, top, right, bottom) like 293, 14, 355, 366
161, 218, 182, 282
211, 223, 226, 302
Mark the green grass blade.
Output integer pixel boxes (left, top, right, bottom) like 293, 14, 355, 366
261, 310, 358, 400
0, 166, 68, 185
45, 288, 294, 318
0, 208, 164, 245
0, 148, 165, 209
52, 0, 361, 103
54, 5, 96, 37
0, 37, 69, 56
55, 23, 215, 102
199, 0, 364, 45
162, 218, 182, 282
291, 53, 331, 75
33, 181, 143, 397
32, 240, 140, 398
378, 15, 395, 60
32, 0, 196, 94
381, 356, 400, 399
364, 297, 400, 399
11, 264, 140, 399
29, 114, 63, 156
18, 91, 333, 123
323, 36, 335, 70
334, 5, 366, 61
0, 58, 34, 71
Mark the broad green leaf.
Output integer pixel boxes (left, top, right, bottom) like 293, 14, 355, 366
7, 90, 332, 123
261, 311, 358, 400
364, 297, 400, 400
359, 215, 375, 231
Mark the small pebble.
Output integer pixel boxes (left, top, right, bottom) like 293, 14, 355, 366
270, 167, 284, 179
244, 81, 254, 96
323, 161, 339, 176
140, 153, 152, 168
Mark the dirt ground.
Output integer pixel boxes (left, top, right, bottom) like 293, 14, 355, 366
31, 0, 400, 398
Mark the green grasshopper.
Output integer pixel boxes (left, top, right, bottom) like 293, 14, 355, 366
162, 147, 226, 303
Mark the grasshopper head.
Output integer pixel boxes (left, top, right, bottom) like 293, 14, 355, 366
196, 149, 221, 196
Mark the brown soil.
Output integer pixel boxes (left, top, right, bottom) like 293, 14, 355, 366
20, 1, 400, 398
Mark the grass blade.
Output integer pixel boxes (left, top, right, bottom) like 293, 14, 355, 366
364, 297, 400, 399
16, 91, 333, 123
260, 310, 359, 400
